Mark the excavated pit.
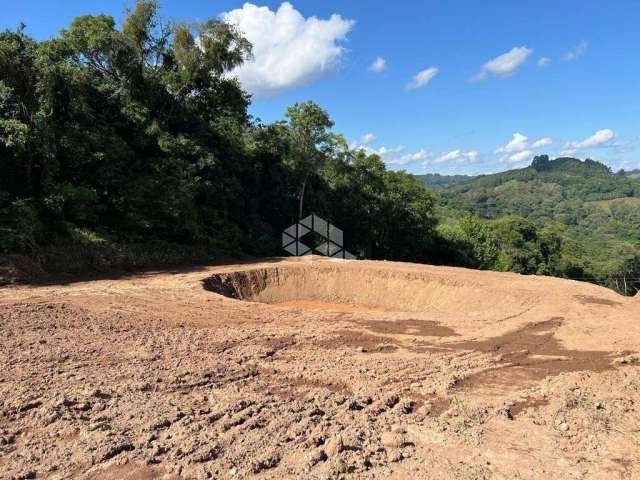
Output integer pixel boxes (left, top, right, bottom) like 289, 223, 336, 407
203, 261, 638, 392
202, 262, 540, 317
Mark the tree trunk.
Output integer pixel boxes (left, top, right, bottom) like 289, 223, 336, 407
298, 173, 309, 223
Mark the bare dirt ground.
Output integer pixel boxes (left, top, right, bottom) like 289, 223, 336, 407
1, 257, 639, 479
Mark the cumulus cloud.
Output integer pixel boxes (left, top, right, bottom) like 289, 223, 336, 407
350, 136, 408, 161
537, 57, 551, 67
566, 129, 615, 150
374, 145, 406, 157
388, 149, 431, 165
472, 46, 532, 81
435, 150, 462, 163
350, 138, 432, 167
531, 137, 553, 148
496, 133, 553, 156
406, 67, 439, 90
359, 133, 376, 145
463, 151, 479, 161
350, 134, 479, 169
495, 132, 529, 154
369, 56, 387, 73
434, 150, 479, 164
222, 2, 354, 97
507, 150, 533, 163
564, 40, 588, 61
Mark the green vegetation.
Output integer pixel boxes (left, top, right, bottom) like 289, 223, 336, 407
1, 1, 637, 296
624, 169, 640, 180
416, 173, 476, 189
0, 2, 438, 274
433, 155, 640, 295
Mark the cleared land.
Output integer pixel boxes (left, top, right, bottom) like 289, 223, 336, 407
1, 257, 639, 479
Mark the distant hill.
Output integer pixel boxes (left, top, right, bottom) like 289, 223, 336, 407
435, 156, 640, 275
625, 169, 640, 180
416, 173, 476, 189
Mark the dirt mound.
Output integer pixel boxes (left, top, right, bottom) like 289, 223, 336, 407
1, 257, 639, 479
0, 254, 45, 285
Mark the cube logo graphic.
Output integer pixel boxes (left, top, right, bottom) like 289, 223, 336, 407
282, 214, 356, 259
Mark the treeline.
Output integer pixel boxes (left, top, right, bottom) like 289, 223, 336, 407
439, 212, 640, 295
1, 2, 637, 295
0, 1, 437, 272
436, 156, 640, 295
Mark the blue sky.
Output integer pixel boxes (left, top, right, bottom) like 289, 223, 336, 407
3, 0, 639, 174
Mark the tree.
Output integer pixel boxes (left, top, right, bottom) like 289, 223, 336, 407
531, 154, 550, 172
439, 215, 498, 269
284, 101, 337, 222
324, 151, 437, 260
0, 25, 43, 197
607, 255, 640, 296
375, 169, 437, 261
492, 215, 541, 274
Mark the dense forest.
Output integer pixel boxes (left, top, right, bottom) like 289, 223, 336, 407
1, 1, 638, 295
0, 1, 438, 273
432, 156, 640, 295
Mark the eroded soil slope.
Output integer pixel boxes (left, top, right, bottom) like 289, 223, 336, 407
1, 257, 639, 479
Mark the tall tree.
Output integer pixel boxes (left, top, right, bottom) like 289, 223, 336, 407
284, 101, 336, 221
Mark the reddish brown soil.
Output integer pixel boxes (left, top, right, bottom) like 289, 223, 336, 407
1, 257, 639, 479
447, 318, 629, 394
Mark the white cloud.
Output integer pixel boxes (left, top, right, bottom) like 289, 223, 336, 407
537, 57, 551, 67
472, 46, 532, 81
435, 150, 462, 163
531, 137, 553, 148
350, 141, 430, 167
566, 129, 615, 150
350, 138, 408, 162
495, 132, 529, 153
369, 56, 387, 73
464, 151, 479, 161
496, 133, 553, 157
351, 136, 478, 169
388, 149, 431, 165
222, 2, 354, 97
564, 40, 588, 61
375, 145, 405, 157
507, 150, 533, 163
434, 150, 479, 164
406, 67, 439, 90
359, 133, 376, 145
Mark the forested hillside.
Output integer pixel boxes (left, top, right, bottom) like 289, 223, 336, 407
415, 173, 476, 189
0, 1, 439, 276
434, 155, 640, 294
